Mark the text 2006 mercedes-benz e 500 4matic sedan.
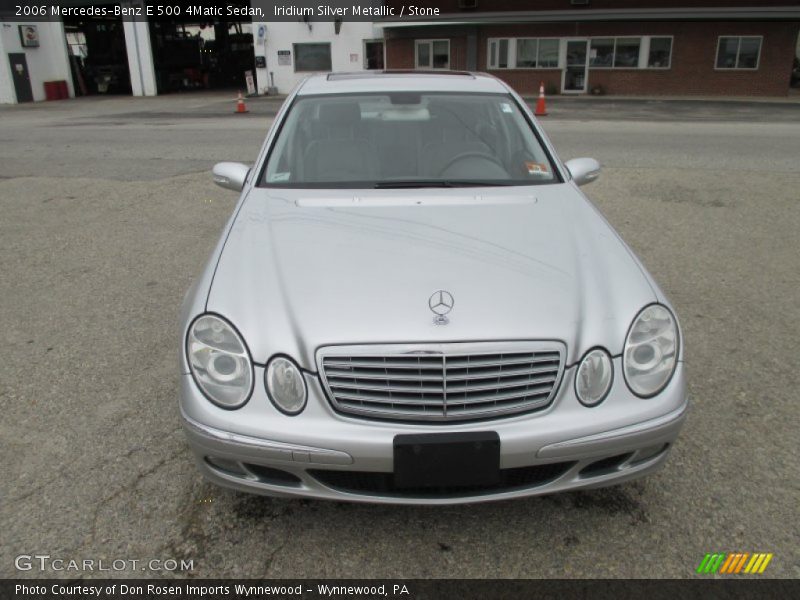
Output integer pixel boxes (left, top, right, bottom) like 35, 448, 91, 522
179, 71, 687, 504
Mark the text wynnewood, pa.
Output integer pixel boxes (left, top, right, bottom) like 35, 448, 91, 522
16, 583, 412, 597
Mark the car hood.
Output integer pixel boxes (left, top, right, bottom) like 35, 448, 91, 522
207, 185, 657, 369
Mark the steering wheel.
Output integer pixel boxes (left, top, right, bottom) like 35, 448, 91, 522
438, 152, 506, 176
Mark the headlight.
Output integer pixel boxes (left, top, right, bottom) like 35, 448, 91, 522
265, 356, 307, 415
186, 314, 253, 409
575, 348, 613, 406
623, 304, 679, 397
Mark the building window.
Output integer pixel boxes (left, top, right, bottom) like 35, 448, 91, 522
614, 37, 641, 67
497, 39, 510, 68
537, 39, 560, 68
590, 37, 641, 68
515, 39, 536, 67
488, 38, 560, 69
589, 38, 615, 67
364, 40, 384, 70
416, 39, 450, 69
293, 43, 332, 72
716, 36, 761, 69
488, 39, 511, 68
647, 37, 672, 68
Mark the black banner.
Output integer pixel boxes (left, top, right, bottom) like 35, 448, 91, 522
3, 580, 798, 600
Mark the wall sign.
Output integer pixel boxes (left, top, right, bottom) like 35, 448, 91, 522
245, 70, 256, 96
277, 50, 291, 66
19, 25, 39, 48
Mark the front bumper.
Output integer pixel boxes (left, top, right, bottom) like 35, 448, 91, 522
180, 359, 688, 505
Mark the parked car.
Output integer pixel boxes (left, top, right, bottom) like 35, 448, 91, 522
179, 71, 687, 504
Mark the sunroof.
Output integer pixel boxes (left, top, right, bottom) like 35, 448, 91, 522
327, 70, 475, 81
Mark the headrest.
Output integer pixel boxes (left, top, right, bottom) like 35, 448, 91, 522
427, 101, 462, 122
318, 102, 361, 126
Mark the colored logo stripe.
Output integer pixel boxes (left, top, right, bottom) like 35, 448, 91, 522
745, 553, 773, 574
720, 553, 749, 574
697, 553, 773, 574
697, 553, 725, 574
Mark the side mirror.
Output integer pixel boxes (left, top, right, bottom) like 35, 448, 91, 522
564, 158, 601, 186
212, 162, 250, 192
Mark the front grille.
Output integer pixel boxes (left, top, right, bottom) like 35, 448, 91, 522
318, 342, 565, 422
309, 462, 575, 498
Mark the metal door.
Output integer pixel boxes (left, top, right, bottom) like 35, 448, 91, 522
9, 53, 34, 102
562, 40, 589, 94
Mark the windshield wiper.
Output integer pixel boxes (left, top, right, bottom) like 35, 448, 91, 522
445, 180, 519, 187
373, 180, 518, 189
373, 180, 449, 188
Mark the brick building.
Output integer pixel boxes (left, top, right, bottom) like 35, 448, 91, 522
380, 1, 800, 96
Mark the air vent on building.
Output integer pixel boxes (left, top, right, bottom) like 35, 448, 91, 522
458, 0, 478, 9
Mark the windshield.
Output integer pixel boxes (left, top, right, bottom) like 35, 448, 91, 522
260, 92, 560, 188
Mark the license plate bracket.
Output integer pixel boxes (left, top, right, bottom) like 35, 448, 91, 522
393, 431, 500, 489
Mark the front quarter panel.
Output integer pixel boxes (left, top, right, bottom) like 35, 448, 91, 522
179, 82, 304, 373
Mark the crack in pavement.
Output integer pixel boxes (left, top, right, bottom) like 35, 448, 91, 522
87, 447, 187, 546
6, 427, 185, 505
261, 538, 290, 578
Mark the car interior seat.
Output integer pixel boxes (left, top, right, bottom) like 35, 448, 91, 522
303, 102, 378, 182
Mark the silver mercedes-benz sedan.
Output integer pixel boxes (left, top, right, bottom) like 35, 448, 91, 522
179, 71, 687, 504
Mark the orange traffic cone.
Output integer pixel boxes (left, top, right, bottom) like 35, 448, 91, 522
534, 81, 548, 117
235, 91, 249, 114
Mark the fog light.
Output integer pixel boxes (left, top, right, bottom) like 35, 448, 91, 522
204, 456, 247, 476
631, 443, 669, 465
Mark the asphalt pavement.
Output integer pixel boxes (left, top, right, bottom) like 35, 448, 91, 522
1, 91, 798, 579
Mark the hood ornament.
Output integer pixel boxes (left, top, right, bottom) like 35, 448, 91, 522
429, 290, 454, 325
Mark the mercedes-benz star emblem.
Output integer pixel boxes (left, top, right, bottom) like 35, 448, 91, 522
428, 290, 454, 325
